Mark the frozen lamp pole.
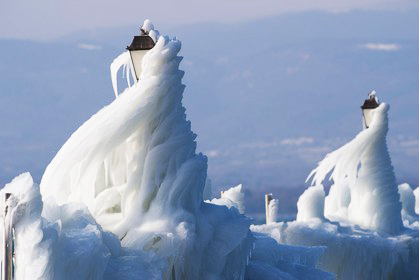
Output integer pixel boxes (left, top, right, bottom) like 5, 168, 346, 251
2, 193, 12, 280
126, 27, 155, 81
361, 90, 380, 129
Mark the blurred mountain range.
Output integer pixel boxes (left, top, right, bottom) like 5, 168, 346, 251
1, 10, 418, 216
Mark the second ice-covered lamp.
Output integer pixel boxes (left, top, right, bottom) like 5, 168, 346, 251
361, 90, 380, 129
126, 28, 155, 81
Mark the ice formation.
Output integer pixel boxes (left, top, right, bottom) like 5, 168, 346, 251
252, 219, 419, 280
36, 20, 258, 279
209, 184, 245, 214
414, 186, 419, 214
202, 178, 213, 201
1, 19, 340, 279
267, 198, 279, 224
0, 173, 53, 279
251, 96, 419, 279
296, 185, 325, 223
323, 180, 350, 224
307, 103, 403, 234
0, 173, 122, 279
1, 20, 335, 279
246, 230, 334, 280
7, 18, 418, 280
398, 183, 419, 227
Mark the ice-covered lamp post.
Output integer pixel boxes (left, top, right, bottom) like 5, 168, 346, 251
361, 90, 379, 129
2, 193, 13, 280
306, 91, 403, 234
126, 28, 155, 81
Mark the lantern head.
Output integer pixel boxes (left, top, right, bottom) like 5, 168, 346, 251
126, 28, 155, 81
361, 90, 380, 129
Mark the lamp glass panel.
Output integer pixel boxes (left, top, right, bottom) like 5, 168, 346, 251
363, 108, 374, 129
130, 50, 148, 81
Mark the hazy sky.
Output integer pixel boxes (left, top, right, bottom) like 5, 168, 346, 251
1, 0, 418, 40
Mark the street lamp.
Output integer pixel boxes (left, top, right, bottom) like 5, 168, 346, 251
126, 28, 155, 81
361, 90, 380, 129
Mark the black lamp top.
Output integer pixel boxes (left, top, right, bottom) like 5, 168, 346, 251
126, 29, 155, 51
361, 91, 379, 109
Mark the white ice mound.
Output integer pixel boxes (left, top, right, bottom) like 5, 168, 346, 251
306, 103, 403, 234
209, 184, 246, 214
1, 173, 119, 280
40, 21, 252, 279
398, 183, 419, 227
267, 198, 279, 224
296, 185, 325, 223
324, 180, 351, 224
0, 173, 52, 280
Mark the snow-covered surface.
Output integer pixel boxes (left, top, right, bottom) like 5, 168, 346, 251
307, 103, 403, 234
246, 230, 334, 280
252, 220, 419, 280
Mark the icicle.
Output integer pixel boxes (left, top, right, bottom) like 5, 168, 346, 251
110, 51, 132, 98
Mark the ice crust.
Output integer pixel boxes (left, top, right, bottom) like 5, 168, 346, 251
252, 220, 419, 280
248, 225, 334, 280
